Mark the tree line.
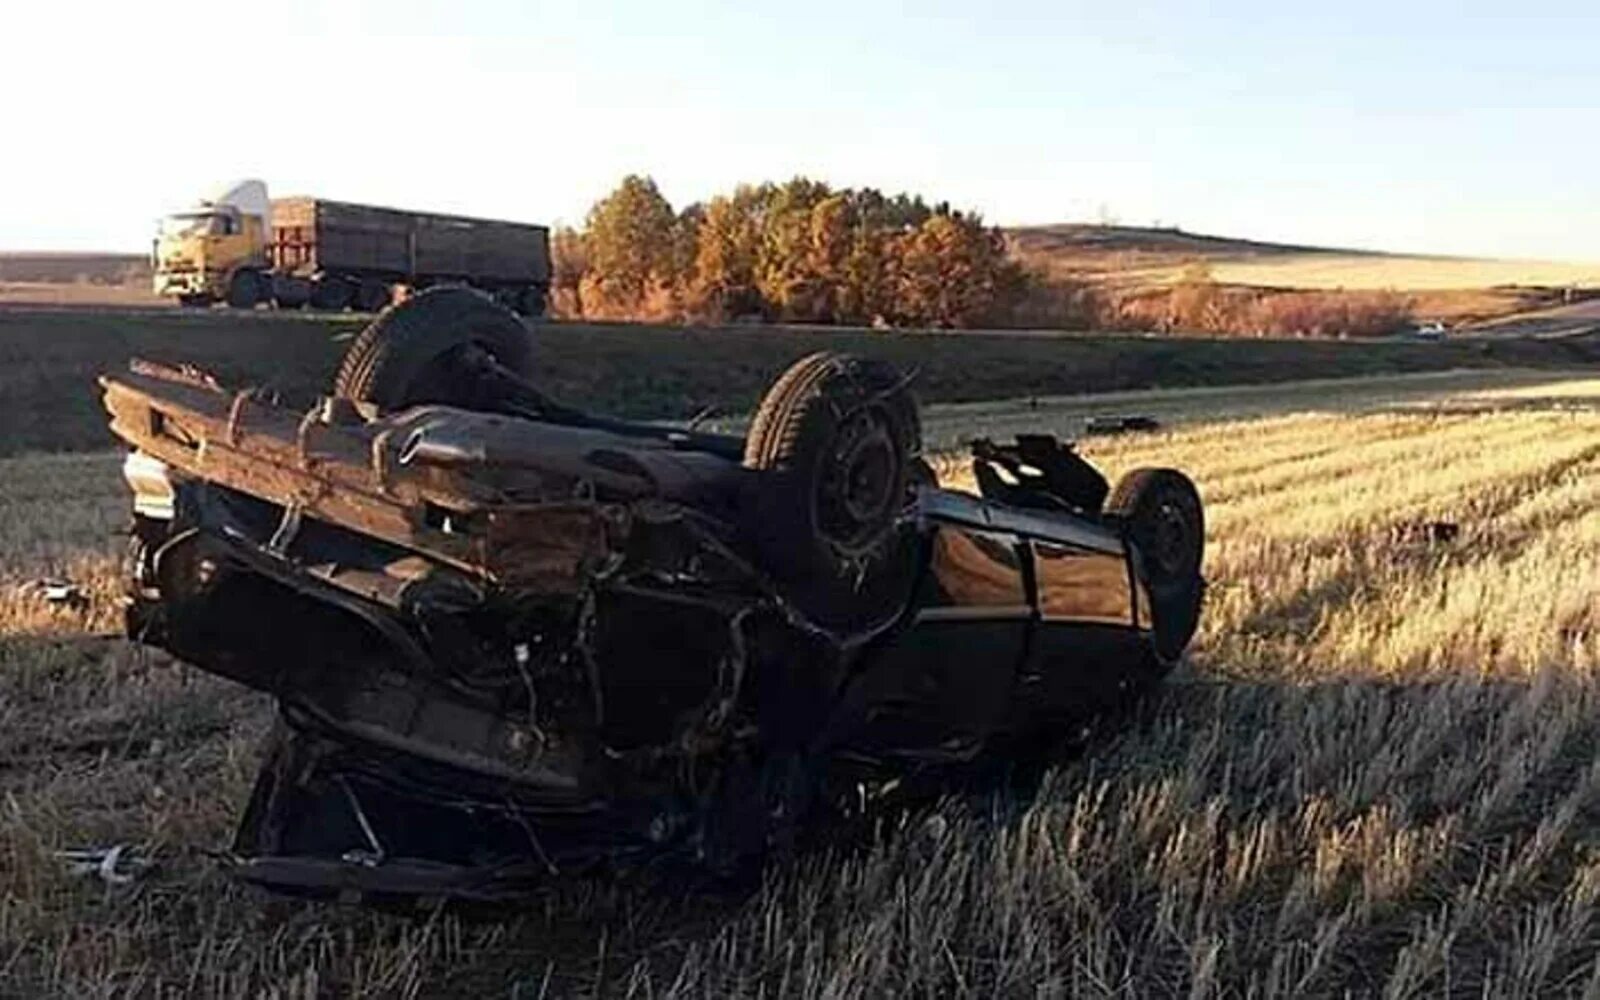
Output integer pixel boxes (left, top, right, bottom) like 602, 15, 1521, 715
551, 176, 1026, 328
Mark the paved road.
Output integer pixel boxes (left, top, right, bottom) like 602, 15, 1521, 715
1465, 297, 1600, 339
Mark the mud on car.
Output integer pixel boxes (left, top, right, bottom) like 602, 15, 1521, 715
102, 288, 1205, 901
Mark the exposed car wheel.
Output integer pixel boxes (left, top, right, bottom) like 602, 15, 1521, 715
310, 276, 354, 311
354, 280, 391, 313
744, 352, 921, 629
226, 270, 263, 309
333, 285, 537, 412
1106, 468, 1205, 664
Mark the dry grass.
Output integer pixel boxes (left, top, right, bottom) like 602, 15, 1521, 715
1200, 255, 1600, 293
1009, 224, 1600, 330
3, 371, 1600, 996
1008, 225, 1600, 294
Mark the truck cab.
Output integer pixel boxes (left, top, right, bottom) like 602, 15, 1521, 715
152, 180, 271, 307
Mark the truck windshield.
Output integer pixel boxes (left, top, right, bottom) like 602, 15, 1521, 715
160, 213, 229, 238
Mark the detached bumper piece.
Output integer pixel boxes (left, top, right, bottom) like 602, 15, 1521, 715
228, 723, 677, 903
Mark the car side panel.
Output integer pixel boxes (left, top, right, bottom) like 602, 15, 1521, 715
1018, 538, 1152, 726
822, 523, 1030, 760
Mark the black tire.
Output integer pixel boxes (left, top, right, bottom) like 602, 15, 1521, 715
272, 275, 310, 309
333, 285, 536, 412
310, 275, 353, 311
1106, 468, 1205, 663
743, 352, 921, 628
226, 270, 262, 309
517, 286, 548, 318
354, 280, 391, 313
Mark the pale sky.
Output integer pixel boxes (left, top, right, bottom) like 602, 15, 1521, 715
3, 0, 1596, 260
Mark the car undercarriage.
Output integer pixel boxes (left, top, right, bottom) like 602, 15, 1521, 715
101, 287, 1205, 901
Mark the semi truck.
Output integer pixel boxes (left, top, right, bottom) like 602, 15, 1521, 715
152, 180, 551, 315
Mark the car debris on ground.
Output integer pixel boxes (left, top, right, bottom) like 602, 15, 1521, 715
24, 579, 88, 610
98, 286, 1207, 902
1083, 414, 1162, 435
55, 844, 152, 885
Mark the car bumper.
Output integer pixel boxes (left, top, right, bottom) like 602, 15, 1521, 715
154, 269, 224, 297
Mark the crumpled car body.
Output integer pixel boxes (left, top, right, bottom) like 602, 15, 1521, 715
102, 347, 1199, 902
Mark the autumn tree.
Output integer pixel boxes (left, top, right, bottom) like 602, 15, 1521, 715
564, 175, 1024, 328
890, 211, 1021, 328
804, 193, 855, 322
1168, 260, 1222, 332
686, 187, 765, 320
579, 175, 680, 319
548, 226, 589, 318
753, 177, 833, 321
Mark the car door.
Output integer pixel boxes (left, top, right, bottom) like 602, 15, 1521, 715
824, 500, 1032, 761
1016, 532, 1147, 727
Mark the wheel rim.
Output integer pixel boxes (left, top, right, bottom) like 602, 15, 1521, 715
1140, 489, 1200, 581
816, 407, 902, 556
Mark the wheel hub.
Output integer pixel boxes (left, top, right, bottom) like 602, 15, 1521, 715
1138, 491, 1199, 581
817, 409, 902, 554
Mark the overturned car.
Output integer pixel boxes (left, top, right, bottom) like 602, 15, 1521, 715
102, 288, 1205, 901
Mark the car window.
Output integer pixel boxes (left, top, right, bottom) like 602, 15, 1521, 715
918, 525, 1028, 613
1033, 540, 1135, 625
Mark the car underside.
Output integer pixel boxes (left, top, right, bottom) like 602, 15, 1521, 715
101, 288, 1206, 902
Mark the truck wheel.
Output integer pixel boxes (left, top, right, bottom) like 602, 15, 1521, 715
310, 276, 353, 311
1106, 468, 1205, 663
743, 352, 921, 628
333, 286, 537, 412
272, 275, 310, 309
354, 280, 391, 313
226, 270, 262, 309
517, 286, 547, 319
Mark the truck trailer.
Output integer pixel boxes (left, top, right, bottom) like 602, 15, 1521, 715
152, 180, 551, 316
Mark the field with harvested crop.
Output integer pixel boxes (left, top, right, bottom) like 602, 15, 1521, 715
1008, 224, 1600, 329
1011, 224, 1600, 292
2, 370, 1599, 996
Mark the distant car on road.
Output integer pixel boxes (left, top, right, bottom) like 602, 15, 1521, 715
1410, 320, 1448, 340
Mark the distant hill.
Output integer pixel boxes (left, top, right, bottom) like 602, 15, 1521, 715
0, 253, 158, 307
0, 252, 150, 285
1007, 223, 1346, 261
1004, 224, 1600, 293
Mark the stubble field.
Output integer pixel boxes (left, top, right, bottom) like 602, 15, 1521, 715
2, 370, 1599, 997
